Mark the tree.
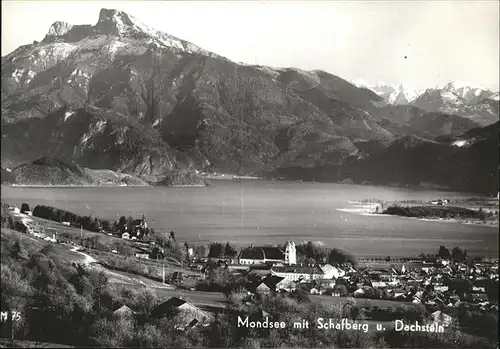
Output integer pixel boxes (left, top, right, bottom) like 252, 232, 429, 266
149, 247, 164, 260
169, 231, 176, 242
126, 216, 134, 232
438, 245, 450, 259
208, 243, 224, 259
20, 203, 30, 214
224, 242, 237, 258
328, 249, 347, 265
10, 242, 21, 259
451, 247, 464, 262
101, 220, 111, 233
334, 284, 348, 296
118, 216, 127, 233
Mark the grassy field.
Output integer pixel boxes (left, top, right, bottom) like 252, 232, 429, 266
0, 338, 74, 348
1, 228, 85, 264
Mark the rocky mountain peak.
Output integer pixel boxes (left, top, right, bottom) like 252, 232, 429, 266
47, 21, 74, 36
95, 8, 140, 36
98, 8, 133, 23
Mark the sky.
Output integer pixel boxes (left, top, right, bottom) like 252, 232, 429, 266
2, 1, 499, 91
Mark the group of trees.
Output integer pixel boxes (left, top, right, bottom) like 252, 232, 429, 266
437, 245, 468, 262
32, 205, 106, 233
207, 242, 238, 259
384, 205, 497, 222
30, 205, 153, 239
293, 241, 358, 267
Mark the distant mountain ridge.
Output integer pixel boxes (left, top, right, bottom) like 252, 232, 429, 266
340, 122, 499, 194
1, 8, 498, 193
1, 156, 150, 186
353, 80, 499, 126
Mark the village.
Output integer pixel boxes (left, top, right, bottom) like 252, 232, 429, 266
1, 202, 499, 334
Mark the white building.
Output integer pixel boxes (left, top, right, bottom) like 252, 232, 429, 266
270, 266, 325, 282
284, 241, 297, 265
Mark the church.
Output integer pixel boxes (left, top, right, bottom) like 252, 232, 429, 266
238, 241, 297, 265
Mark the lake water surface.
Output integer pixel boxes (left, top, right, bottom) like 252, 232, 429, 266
2, 181, 498, 258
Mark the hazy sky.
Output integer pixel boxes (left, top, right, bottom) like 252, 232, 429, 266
2, 1, 499, 90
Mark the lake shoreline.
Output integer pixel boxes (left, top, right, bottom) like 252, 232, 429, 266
341, 201, 499, 228
2, 182, 497, 258
5, 183, 209, 188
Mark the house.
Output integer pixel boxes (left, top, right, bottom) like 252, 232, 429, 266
354, 288, 365, 296
388, 288, 407, 298
429, 311, 453, 327
434, 285, 449, 293
238, 245, 286, 265
113, 305, 136, 319
270, 266, 325, 282
310, 287, 323, 295
151, 297, 213, 330
472, 286, 486, 293
321, 264, 345, 279
471, 293, 489, 302
371, 281, 387, 289
316, 279, 336, 289
255, 282, 272, 294
261, 275, 296, 292
43, 234, 57, 243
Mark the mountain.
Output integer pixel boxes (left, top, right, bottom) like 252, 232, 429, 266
442, 81, 495, 105
407, 112, 482, 138
1, 157, 150, 186
1, 8, 400, 180
412, 86, 499, 126
352, 80, 422, 105
1, 8, 498, 192
354, 80, 499, 127
340, 124, 499, 195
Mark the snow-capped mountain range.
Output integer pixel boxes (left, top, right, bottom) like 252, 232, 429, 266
353, 79, 424, 105
353, 79, 498, 106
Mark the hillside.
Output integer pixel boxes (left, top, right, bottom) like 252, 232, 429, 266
340, 127, 499, 194
2, 156, 150, 186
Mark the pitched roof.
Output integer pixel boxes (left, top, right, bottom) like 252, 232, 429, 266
113, 305, 135, 317
240, 246, 284, 261
151, 297, 213, 322
262, 275, 286, 289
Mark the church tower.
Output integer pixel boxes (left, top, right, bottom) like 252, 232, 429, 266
285, 241, 297, 265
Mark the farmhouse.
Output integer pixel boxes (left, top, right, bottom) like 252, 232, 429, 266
112, 305, 136, 319
151, 297, 213, 330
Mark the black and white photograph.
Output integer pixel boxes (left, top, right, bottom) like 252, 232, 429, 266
1, 1, 498, 348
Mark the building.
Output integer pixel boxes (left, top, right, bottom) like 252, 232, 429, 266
270, 266, 325, 282
284, 241, 297, 265
112, 305, 136, 319
429, 311, 453, 328
320, 264, 345, 279
258, 275, 296, 292
238, 246, 285, 265
151, 297, 213, 330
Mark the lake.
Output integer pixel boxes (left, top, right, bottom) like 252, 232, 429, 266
1, 181, 498, 258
